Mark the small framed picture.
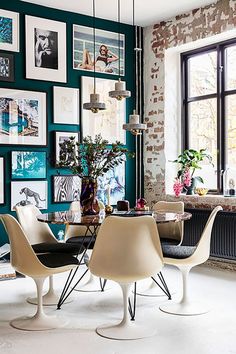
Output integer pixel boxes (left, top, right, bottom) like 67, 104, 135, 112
0, 9, 19, 52
11, 181, 48, 211
52, 175, 81, 203
53, 86, 79, 125
25, 15, 67, 82
0, 157, 4, 205
54, 131, 79, 165
0, 52, 14, 82
11, 151, 47, 179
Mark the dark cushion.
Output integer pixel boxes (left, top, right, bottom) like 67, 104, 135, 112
32, 242, 85, 255
66, 236, 95, 249
162, 245, 196, 259
160, 238, 180, 246
37, 253, 79, 268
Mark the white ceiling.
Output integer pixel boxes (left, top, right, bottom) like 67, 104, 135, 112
21, 0, 216, 27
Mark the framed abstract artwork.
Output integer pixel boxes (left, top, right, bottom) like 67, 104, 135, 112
0, 157, 4, 204
81, 76, 126, 144
25, 15, 67, 82
54, 131, 79, 165
0, 88, 47, 146
0, 52, 14, 82
11, 151, 47, 179
73, 24, 125, 76
11, 181, 48, 211
0, 9, 19, 52
52, 175, 81, 203
53, 86, 79, 125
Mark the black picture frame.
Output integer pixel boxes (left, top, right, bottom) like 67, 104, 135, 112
0, 52, 14, 82
52, 175, 81, 203
0, 156, 5, 205
54, 131, 80, 167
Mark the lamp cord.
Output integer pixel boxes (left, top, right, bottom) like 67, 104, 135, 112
118, 0, 121, 78
93, 0, 96, 94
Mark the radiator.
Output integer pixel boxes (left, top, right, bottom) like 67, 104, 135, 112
183, 208, 236, 261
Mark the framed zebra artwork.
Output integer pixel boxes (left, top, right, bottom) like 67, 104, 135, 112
52, 175, 81, 203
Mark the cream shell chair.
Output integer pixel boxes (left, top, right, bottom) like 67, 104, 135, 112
160, 205, 222, 316
89, 215, 163, 340
0, 214, 79, 331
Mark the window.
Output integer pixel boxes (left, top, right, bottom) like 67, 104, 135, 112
182, 39, 236, 193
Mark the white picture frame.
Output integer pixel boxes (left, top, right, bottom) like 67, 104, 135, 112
81, 76, 126, 144
0, 157, 4, 204
11, 181, 48, 211
53, 86, 80, 125
0, 9, 19, 52
25, 15, 67, 83
55, 131, 79, 165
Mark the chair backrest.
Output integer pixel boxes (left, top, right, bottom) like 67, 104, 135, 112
15, 205, 57, 245
89, 216, 163, 283
153, 201, 184, 243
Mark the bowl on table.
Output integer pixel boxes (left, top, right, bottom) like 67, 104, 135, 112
195, 187, 208, 196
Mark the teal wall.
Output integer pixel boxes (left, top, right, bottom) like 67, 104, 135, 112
0, 0, 136, 245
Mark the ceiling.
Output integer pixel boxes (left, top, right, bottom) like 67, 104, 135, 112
21, 0, 216, 27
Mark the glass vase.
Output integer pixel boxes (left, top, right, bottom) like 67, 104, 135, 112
80, 177, 98, 215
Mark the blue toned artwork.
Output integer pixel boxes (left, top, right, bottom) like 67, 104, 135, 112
12, 151, 47, 179
0, 17, 13, 44
97, 163, 125, 206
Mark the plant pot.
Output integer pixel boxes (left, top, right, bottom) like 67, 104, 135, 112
185, 177, 197, 195
80, 178, 98, 215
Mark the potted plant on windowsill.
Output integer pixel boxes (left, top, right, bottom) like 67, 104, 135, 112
172, 148, 213, 196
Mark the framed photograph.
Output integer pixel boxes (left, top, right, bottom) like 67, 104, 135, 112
73, 25, 124, 76
11, 181, 48, 211
0, 52, 14, 82
11, 151, 47, 179
25, 15, 67, 82
52, 175, 81, 203
0, 88, 47, 146
0, 9, 19, 52
53, 86, 79, 125
0, 157, 4, 204
54, 131, 79, 165
97, 162, 125, 205
81, 76, 126, 144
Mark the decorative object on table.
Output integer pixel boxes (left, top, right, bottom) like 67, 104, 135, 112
0, 88, 47, 146
134, 197, 149, 211
0, 52, 14, 82
54, 131, 79, 166
53, 175, 81, 203
195, 187, 208, 196
172, 149, 213, 196
11, 181, 47, 211
11, 151, 47, 180
0, 9, 19, 52
58, 134, 133, 215
0, 157, 4, 204
105, 205, 113, 214
117, 200, 130, 211
25, 15, 67, 83
53, 86, 80, 125
223, 168, 236, 197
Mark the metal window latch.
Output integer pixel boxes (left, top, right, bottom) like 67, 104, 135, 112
219, 65, 224, 72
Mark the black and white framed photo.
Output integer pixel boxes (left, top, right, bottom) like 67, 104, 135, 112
0, 9, 19, 52
11, 151, 47, 179
0, 52, 14, 82
0, 88, 47, 146
25, 15, 67, 82
11, 181, 48, 211
52, 175, 81, 203
54, 131, 79, 165
53, 86, 79, 125
0, 157, 4, 205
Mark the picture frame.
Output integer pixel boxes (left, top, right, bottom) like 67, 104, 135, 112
11, 181, 48, 211
0, 9, 19, 52
11, 151, 47, 180
81, 76, 126, 144
0, 88, 47, 146
0, 52, 14, 82
73, 24, 125, 76
25, 15, 67, 83
0, 157, 4, 205
52, 175, 81, 203
54, 131, 79, 165
53, 86, 80, 125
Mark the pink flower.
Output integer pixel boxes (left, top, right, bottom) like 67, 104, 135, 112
173, 178, 183, 197
183, 169, 191, 187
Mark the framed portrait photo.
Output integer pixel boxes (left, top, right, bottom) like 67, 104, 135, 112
53, 86, 79, 125
11, 180, 48, 211
11, 151, 47, 180
0, 52, 14, 82
54, 131, 79, 165
52, 175, 81, 203
0, 9, 19, 52
0, 88, 47, 146
0, 157, 4, 204
73, 24, 125, 76
81, 76, 126, 144
25, 15, 67, 82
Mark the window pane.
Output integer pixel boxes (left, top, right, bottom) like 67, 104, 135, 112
225, 46, 236, 90
226, 95, 236, 167
189, 51, 217, 97
189, 98, 217, 189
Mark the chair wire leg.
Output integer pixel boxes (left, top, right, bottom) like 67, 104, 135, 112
151, 272, 172, 300
128, 282, 137, 321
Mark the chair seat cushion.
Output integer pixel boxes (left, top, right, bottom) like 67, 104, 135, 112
37, 253, 79, 268
66, 236, 95, 249
32, 242, 85, 255
160, 238, 180, 246
162, 245, 196, 259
